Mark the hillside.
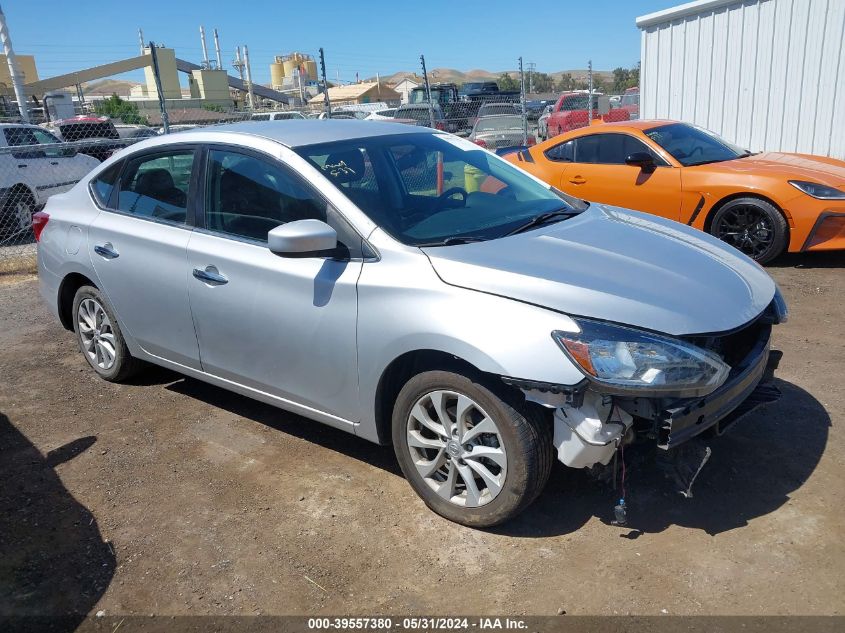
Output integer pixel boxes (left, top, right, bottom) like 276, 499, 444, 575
81, 79, 141, 96
376, 67, 614, 87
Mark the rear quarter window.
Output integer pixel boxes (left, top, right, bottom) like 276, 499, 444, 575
90, 161, 123, 207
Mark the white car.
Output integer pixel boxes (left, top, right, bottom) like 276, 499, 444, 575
1, 123, 99, 239
365, 108, 397, 121
537, 105, 553, 141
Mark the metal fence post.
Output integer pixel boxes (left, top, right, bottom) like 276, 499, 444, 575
148, 42, 170, 134
421, 54, 435, 129
519, 56, 527, 146
0, 4, 29, 123
588, 59, 593, 123
319, 47, 331, 118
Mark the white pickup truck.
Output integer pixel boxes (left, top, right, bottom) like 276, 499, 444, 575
0, 123, 99, 239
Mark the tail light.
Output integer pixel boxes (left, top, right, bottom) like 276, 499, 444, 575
473, 139, 488, 148
527, 136, 536, 146
32, 211, 50, 241
434, 121, 446, 131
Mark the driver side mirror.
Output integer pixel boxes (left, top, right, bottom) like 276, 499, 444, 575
268, 219, 337, 257
625, 152, 657, 173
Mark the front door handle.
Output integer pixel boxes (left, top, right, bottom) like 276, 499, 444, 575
193, 266, 228, 285
569, 176, 587, 184
94, 243, 119, 259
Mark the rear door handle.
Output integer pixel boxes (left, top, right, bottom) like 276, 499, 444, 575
193, 267, 228, 285
94, 244, 119, 259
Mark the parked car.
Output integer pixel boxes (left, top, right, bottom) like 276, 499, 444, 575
393, 103, 447, 130
545, 92, 629, 137
0, 123, 98, 239
365, 108, 397, 121
42, 116, 123, 162
505, 119, 845, 262
115, 125, 158, 140
36, 120, 786, 527
537, 105, 553, 141
469, 114, 534, 151
251, 111, 307, 121
620, 87, 640, 120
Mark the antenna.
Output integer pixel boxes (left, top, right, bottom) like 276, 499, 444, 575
199, 25, 209, 68
213, 28, 222, 70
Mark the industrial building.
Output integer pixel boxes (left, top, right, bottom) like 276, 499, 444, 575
308, 81, 401, 107
637, 0, 845, 159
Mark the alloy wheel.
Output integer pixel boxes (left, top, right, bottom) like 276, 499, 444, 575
406, 390, 507, 507
77, 298, 118, 371
714, 205, 774, 258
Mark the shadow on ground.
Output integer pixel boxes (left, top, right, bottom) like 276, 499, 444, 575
157, 370, 828, 538
769, 251, 845, 269
0, 414, 115, 629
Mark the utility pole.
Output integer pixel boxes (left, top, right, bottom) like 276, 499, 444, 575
138, 28, 145, 55
199, 26, 210, 68
148, 42, 169, 133
587, 59, 593, 122
518, 56, 527, 146
319, 47, 331, 118
0, 4, 28, 122
233, 46, 245, 81
420, 54, 434, 128
243, 45, 255, 111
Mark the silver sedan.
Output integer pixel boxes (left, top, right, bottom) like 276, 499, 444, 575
37, 120, 785, 527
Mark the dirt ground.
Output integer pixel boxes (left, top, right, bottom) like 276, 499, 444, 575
0, 251, 843, 618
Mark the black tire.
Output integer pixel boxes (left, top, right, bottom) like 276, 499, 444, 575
392, 370, 552, 528
709, 197, 788, 264
72, 286, 143, 382
1, 188, 35, 242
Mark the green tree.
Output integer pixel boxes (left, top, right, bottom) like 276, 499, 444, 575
531, 72, 554, 93
555, 73, 575, 91
611, 65, 639, 93
498, 72, 519, 91
94, 93, 147, 125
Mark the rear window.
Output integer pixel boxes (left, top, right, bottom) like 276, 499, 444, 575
479, 105, 519, 116
58, 122, 119, 141
90, 162, 123, 207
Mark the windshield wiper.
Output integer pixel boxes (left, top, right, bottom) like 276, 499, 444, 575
504, 209, 574, 236
416, 236, 487, 247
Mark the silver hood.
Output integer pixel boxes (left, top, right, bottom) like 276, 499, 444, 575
422, 205, 776, 336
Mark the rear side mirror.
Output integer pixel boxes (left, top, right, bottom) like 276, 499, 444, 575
268, 219, 337, 257
625, 152, 657, 173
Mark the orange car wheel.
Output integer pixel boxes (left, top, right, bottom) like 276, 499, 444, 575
709, 197, 789, 264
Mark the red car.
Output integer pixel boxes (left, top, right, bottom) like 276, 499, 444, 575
546, 92, 629, 138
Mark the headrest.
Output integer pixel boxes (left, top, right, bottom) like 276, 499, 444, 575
137, 168, 175, 192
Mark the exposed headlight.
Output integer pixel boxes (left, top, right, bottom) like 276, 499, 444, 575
773, 287, 789, 323
553, 319, 730, 397
788, 180, 845, 200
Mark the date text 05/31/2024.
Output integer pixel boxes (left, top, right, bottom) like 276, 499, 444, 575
307, 617, 529, 630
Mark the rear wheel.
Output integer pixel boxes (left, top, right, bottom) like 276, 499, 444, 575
72, 286, 143, 382
1, 189, 35, 242
710, 197, 788, 264
392, 370, 552, 528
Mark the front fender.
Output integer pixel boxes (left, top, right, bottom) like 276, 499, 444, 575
355, 242, 585, 441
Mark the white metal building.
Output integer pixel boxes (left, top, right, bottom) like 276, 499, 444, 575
637, 0, 845, 159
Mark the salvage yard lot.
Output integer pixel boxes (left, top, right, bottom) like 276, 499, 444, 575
1, 252, 843, 617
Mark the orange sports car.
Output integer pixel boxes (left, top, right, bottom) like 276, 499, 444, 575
505, 120, 845, 263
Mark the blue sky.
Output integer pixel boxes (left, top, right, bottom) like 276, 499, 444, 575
5, 0, 674, 85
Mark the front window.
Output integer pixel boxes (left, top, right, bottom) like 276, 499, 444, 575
645, 122, 747, 166
296, 133, 583, 246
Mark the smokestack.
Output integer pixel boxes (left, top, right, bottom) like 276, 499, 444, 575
199, 25, 209, 68
243, 44, 255, 111
0, 3, 29, 122
234, 46, 244, 81
213, 28, 222, 70
138, 28, 145, 55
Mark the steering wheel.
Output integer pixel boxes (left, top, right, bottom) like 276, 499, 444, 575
436, 187, 468, 210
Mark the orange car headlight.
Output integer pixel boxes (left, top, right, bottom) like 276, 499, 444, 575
788, 180, 845, 200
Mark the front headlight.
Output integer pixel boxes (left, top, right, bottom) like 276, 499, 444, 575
788, 180, 845, 200
553, 319, 730, 397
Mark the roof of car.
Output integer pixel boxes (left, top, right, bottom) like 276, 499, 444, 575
180, 119, 431, 147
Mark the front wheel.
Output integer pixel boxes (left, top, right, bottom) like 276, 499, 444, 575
392, 370, 552, 528
710, 197, 788, 264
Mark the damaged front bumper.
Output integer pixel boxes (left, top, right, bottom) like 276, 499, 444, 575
506, 322, 782, 469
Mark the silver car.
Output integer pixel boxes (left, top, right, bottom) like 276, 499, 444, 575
468, 115, 533, 150
36, 121, 786, 527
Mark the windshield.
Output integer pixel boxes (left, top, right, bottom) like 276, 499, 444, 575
295, 133, 583, 246
475, 116, 523, 132
645, 122, 747, 166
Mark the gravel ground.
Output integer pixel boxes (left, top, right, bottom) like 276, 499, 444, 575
0, 251, 843, 618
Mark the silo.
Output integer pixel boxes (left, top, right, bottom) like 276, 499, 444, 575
270, 60, 286, 89
305, 59, 318, 82
282, 56, 299, 79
